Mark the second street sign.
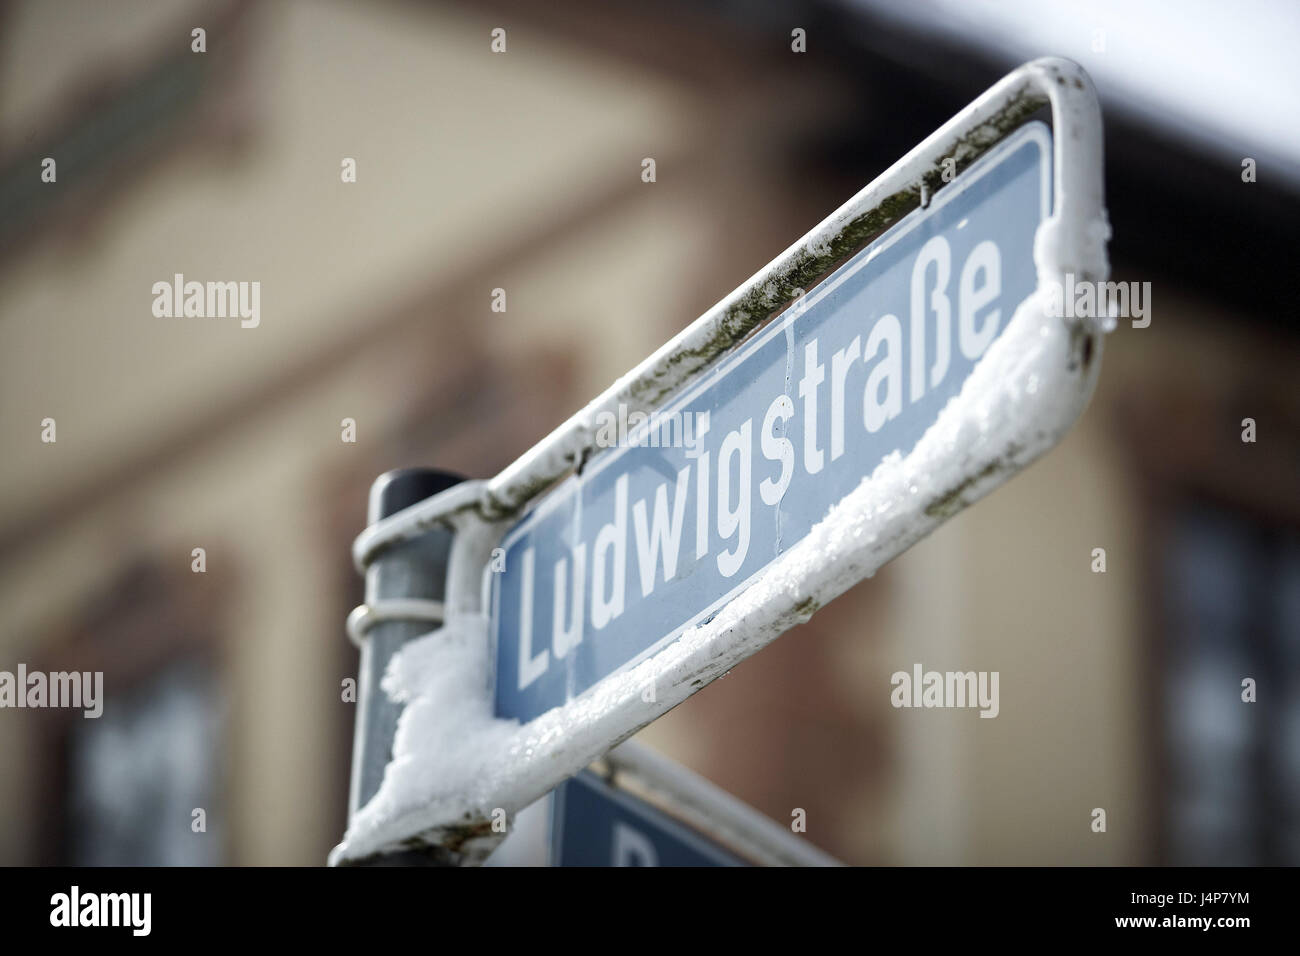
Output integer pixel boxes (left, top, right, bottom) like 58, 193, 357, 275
493, 123, 1052, 722
551, 771, 746, 867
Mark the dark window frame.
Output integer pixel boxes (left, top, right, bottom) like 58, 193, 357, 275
28, 558, 231, 865
1120, 374, 1300, 864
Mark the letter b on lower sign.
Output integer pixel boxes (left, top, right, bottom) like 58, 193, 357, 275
612, 822, 658, 866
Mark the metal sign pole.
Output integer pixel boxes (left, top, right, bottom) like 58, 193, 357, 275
344, 469, 462, 862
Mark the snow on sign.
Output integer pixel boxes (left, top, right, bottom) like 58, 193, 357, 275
332, 58, 1109, 866
551, 771, 745, 867
493, 122, 1053, 722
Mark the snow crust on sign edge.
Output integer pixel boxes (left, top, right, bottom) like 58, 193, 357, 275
332, 208, 1113, 865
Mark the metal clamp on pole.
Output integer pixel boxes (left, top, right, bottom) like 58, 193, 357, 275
343, 468, 464, 864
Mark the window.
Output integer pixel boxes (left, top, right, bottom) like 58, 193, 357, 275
67, 658, 222, 866
32, 561, 227, 865
1161, 503, 1300, 864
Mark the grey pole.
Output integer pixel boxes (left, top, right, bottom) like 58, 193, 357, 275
347, 468, 463, 825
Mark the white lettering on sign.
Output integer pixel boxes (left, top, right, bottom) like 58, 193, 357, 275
517, 235, 1003, 691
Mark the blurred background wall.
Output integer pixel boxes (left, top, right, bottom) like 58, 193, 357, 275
1, 0, 1297, 865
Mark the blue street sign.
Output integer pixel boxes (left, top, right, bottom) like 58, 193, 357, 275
492, 121, 1052, 723
551, 771, 746, 866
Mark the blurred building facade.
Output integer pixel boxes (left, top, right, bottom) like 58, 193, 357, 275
1, 0, 1296, 865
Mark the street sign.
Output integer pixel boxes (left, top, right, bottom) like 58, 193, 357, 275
548, 740, 842, 867
333, 58, 1109, 866
551, 771, 745, 867
493, 122, 1052, 722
